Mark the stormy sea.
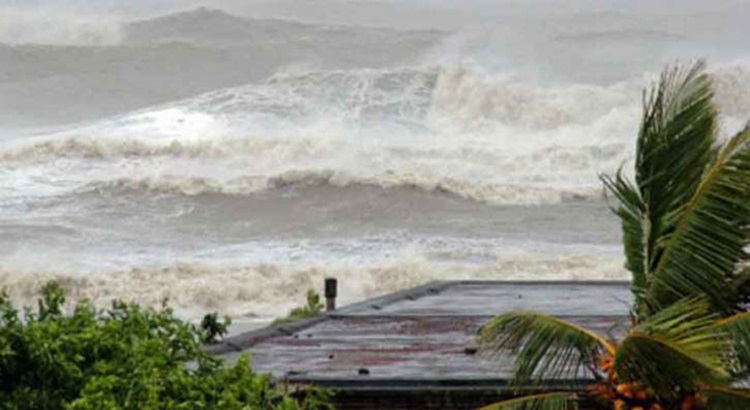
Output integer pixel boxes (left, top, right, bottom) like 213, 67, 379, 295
2, 0, 750, 326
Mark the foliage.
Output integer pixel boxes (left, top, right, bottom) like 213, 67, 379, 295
0, 282, 333, 410
479, 61, 750, 410
476, 392, 576, 410
601, 61, 750, 319
480, 299, 748, 409
481, 312, 613, 383
271, 290, 324, 327
200, 311, 231, 344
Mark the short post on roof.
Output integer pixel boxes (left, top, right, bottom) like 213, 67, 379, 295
324, 278, 337, 312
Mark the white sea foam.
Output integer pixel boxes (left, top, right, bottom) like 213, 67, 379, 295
0, 64, 647, 205
0, 252, 627, 320
6, 63, 750, 206
713, 61, 750, 122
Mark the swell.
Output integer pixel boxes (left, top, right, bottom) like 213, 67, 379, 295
122, 7, 445, 47
75, 171, 604, 205
0, 132, 622, 204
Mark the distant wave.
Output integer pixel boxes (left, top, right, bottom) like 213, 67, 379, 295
0, 6, 441, 47
1, 131, 624, 204
80, 173, 602, 205
122, 7, 444, 47
554, 28, 687, 44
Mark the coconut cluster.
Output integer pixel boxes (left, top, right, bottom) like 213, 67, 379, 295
591, 356, 705, 410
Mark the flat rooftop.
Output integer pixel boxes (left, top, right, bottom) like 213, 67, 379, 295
208, 280, 631, 391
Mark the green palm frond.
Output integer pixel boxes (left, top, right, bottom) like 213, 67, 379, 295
636, 61, 716, 284
479, 312, 614, 383
476, 392, 578, 410
717, 311, 750, 376
622, 61, 717, 311
645, 127, 750, 314
705, 387, 750, 409
603, 60, 750, 317
614, 299, 731, 398
601, 169, 647, 310
635, 61, 716, 226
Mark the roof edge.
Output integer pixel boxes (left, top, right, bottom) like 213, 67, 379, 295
206, 279, 631, 354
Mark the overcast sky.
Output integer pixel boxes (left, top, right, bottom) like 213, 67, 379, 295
2, 0, 749, 47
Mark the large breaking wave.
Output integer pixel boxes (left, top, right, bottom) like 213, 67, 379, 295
4, 63, 748, 205
0, 64, 644, 205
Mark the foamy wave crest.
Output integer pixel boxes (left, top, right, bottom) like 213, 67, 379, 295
2, 132, 617, 203
25, 64, 750, 205
428, 65, 641, 132
179, 64, 642, 133
184, 63, 747, 134
86, 172, 601, 204
0, 134, 277, 162
712, 62, 750, 122
1, 63, 646, 205
0, 253, 626, 320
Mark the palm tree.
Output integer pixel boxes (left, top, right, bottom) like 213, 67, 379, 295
478, 61, 750, 410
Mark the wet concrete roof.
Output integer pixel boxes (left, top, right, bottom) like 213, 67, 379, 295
208, 280, 631, 390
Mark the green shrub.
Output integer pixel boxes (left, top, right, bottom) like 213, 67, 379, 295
271, 290, 323, 327
200, 311, 231, 344
0, 282, 333, 410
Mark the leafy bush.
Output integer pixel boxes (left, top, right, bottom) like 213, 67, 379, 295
200, 311, 231, 344
271, 290, 324, 327
0, 282, 333, 410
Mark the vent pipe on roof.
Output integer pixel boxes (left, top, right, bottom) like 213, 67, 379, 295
325, 278, 337, 312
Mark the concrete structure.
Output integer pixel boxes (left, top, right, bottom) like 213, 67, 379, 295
207, 280, 632, 409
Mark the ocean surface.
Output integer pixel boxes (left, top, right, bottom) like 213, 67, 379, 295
2, 1, 750, 323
